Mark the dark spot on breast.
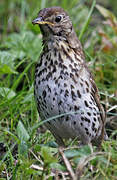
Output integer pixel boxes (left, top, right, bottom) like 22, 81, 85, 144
73, 121, 76, 125
42, 90, 46, 98
41, 101, 47, 109
90, 95, 94, 102
92, 122, 95, 128
94, 107, 96, 111
69, 107, 72, 111
38, 70, 43, 77
84, 100, 89, 107
91, 87, 95, 94
64, 83, 67, 87
65, 89, 69, 97
93, 117, 97, 122
53, 97, 55, 101
92, 127, 97, 132
86, 88, 89, 93
81, 117, 84, 121
66, 116, 69, 121
47, 85, 51, 93
37, 101, 40, 109
80, 82, 83, 87
47, 112, 50, 116
74, 63, 77, 67
61, 45, 74, 63
58, 100, 62, 106
70, 73, 77, 84
75, 72, 79, 78
63, 64, 67, 70
89, 101, 92, 105
98, 116, 100, 121
45, 68, 47, 73
50, 60, 53, 66
60, 89, 64, 93
38, 96, 42, 100
87, 112, 91, 116
46, 72, 52, 80
71, 84, 74, 89
42, 78, 45, 81
81, 111, 84, 115
44, 61, 47, 66
59, 63, 63, 68
54, 48, 57, 56
52, 65, 57, 73
67, 48, 70, 52
59, 75, 63, 79
71, 90, 76, 100
46, 54, 49, 59
74, 105, 79, 111
80, 122, 83, 126
65, 71, 69, 76
77, 90, 81, 98
55, 92, 58, 96
69, 64, 73, 69
84, 117, 90, 123
55, 60, 58, 65
60, 69, 64, 74
72, 68, 77, 73
43, 99, 46, 104
55, 79, 58, 84
59, 52, 63, 63
38, 80, 40, 85
85, 81, 89, 87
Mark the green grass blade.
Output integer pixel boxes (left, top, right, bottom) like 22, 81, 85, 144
79, 0, 96, 40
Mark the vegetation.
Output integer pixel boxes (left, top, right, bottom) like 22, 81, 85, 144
0, 0, 117, 179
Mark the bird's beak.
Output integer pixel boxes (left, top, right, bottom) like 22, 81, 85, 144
32, 17, 54, 26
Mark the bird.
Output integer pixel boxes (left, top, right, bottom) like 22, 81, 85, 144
32, 6, 107, 147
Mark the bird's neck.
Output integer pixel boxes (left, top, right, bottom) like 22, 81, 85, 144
42, 29, 85, 60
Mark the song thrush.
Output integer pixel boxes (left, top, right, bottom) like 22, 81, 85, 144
32, 7, 107, 146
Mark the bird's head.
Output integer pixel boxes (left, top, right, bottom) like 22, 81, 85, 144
32, 7, 73, 39
32, 7, 83, 51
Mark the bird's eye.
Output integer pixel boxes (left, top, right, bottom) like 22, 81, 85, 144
55, 15, 62, 23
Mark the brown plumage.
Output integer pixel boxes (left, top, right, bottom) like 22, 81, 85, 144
32, 7, 107, 146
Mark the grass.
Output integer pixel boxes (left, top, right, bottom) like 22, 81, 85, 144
0, 0, 117, 179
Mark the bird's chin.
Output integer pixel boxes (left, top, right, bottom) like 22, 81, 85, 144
39, 25, 48, 35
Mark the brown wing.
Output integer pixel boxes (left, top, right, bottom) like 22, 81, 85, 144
89, 74, 106, 144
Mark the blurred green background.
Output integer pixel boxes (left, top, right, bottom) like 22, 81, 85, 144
0, 0, 117, 179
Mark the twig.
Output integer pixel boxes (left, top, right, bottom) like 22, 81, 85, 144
107, 105, 117, 112
29, 149, 44, 165
75, 152, 107, 179
30, 164, 43, 171
58, 147, 76, 180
